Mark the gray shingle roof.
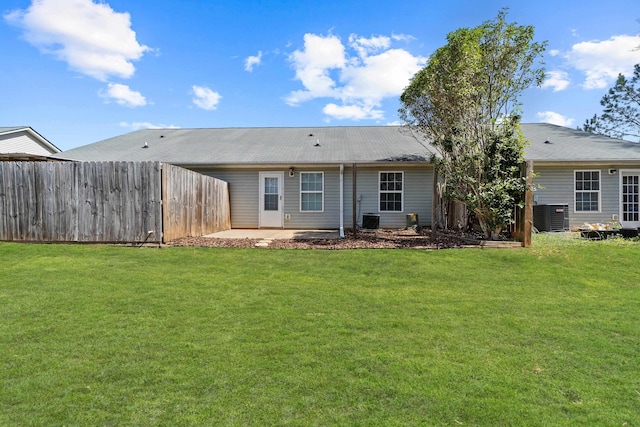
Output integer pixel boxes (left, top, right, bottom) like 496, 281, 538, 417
53, 124, 640, 165
521, 123, 640, 162
54, 126, 435, 165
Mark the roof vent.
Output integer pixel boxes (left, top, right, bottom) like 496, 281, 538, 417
308, 133, 313, 137
160, 135, 164, 138
314, 139, 321, 147
544, 139, 551, 144
143, 142, 149, 148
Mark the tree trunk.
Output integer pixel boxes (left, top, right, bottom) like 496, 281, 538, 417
447, 200, 467, 231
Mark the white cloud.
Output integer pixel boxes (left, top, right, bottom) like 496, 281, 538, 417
549, 49, 560, 57
4, 0, 150, 81
245, 51, 263, 72
192, 85, 222, 110
391, 33, 415, 43
100, 83, 146, 107
120, 121, 181, 130
322, 103, 384, 120
565, 34, 640, 89
348, 34, 391, 58
286, 32, 426, 121
542, 70, 570, 92
536, 111, 575, 127
287, 33, 346, 105
341, 49, 425, 100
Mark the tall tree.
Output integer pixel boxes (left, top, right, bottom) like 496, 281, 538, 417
580, 64, 640, 142
399, 9, 546, 238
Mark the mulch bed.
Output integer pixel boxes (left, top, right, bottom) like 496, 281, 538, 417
167, 228, 520, 250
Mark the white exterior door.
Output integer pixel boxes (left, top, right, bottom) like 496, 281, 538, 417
620, 171, 640, 228
259, 172, 284, 228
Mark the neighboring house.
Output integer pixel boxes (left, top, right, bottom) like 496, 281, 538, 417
0, 126, 61, 160
522, 124, 640, 230
53, 124, 640, 231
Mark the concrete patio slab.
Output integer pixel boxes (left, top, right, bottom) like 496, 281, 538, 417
203, 229, 341, 240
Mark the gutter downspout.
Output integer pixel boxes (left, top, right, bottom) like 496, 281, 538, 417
339, 163, 345, 238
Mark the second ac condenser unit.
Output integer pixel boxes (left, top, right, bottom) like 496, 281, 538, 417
533, 204, 570, 232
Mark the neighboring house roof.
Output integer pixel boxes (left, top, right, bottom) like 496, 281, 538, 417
53, 123, 640, 166
0, 126, 61, 156
521, 123, 640, 163
53, 126, 435, 165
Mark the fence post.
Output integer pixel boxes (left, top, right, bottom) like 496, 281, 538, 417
522, 160, 534, 247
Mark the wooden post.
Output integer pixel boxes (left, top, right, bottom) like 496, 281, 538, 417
352, 163, 357, 237
523, 160, 534, 247
432, 166, 438, 238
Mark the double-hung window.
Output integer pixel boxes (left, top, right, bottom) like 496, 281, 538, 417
379, 172, 403, 212
575, 170, 600, 212
300, 172, 323, 212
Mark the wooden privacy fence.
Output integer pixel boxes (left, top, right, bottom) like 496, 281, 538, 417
0, 161, 230, 243
162, 164, 231, 242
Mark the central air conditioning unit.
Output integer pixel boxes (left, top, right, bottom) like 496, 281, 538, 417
533, 204, 570, 232
362, 214, 380, 229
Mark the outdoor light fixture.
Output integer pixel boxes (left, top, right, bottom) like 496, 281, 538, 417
289, 168, 294, 177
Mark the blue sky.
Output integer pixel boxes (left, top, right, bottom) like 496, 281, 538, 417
2, 0, 640, 151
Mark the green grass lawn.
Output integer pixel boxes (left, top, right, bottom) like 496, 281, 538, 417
1, 235, 639, 426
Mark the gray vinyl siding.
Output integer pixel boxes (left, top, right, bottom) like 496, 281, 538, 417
533, 166, 619, 228
283, 167, 340, 229
204, 165, 432, 229
206, 167, 341, 229
204, 170, 259, 228
343, 165, 433, 228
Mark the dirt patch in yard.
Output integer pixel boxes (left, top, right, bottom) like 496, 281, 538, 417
166, 228, 515, 249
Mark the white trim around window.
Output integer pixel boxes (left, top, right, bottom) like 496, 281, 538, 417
300, 171, 324, 212
379, 171, 404, 212
574, 170, 600, 213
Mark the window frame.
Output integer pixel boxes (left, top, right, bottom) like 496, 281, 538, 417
574, 170, 601, 213
299, 171, 324, 212
378, 171, 404, 212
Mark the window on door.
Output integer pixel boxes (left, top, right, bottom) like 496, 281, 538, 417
575, 170, 600, 212
379, 172, 403, 212
622, 175, 639, 222
264, 177, 279, 211
300, 172, 324, 212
